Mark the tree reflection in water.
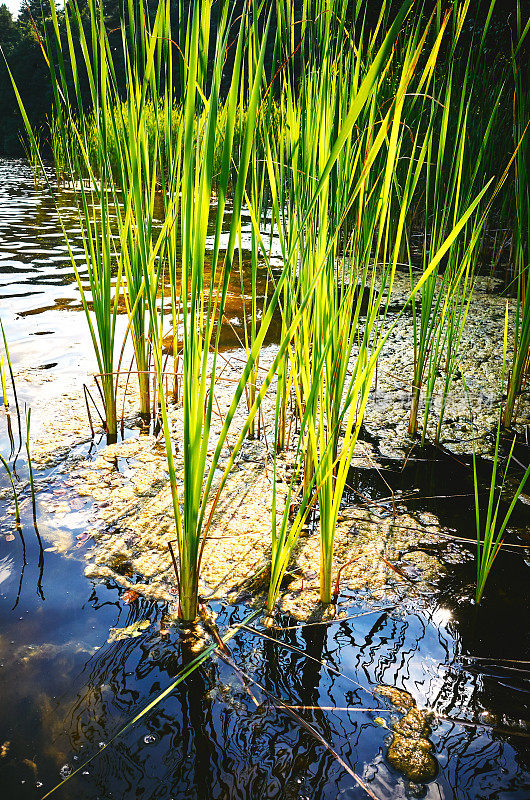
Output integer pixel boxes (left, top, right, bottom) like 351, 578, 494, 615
0, 472, 528, 800
21, 586, 524, 800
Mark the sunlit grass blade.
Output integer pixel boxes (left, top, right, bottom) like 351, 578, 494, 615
466, 307, 530, 604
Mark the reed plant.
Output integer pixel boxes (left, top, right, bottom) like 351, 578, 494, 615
236, 11, 275, 440
1, 320, 22, 455
7, 0, 180, 435
43, 0, 267, 622
0, 327, 24, 528
503, 7, 530, 427
264, 0, 498, 610
149, 0, 256, 621
9, 0, 283, 622
150, 0, 358, 622
406, 0, 530, 442
466, 310, 530, 604
150, 0, 344, 621
266, 0, 432, 608
407, 58, 497, 438
20, 129, 44, 187
0, 339, 6, 413
0, 454, 21, 527
140, 0, 297, 623
7, 0, 529, 623
419, 226, 478, 446
5, 9, 127, 441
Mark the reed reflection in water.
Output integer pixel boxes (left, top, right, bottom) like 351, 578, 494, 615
1, 594, 521, 800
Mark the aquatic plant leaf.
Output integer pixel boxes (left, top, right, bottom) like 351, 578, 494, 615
107, 619, 150, 642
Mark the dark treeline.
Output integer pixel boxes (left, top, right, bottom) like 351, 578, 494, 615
0, 0, 256, 155
1, 0, 160, 154
0, 0, 526, 156
0, 0, 54, 154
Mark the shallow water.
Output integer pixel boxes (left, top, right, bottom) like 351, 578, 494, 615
0, 159, 277, 409
0, 159, 529, 800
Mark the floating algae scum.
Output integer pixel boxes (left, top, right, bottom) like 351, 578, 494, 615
0, 0, 529, 797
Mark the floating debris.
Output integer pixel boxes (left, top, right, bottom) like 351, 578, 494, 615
376, 685, 438, 783
376, 685, 416, 714
120, 589, 140, 604
107, 619, 150, 642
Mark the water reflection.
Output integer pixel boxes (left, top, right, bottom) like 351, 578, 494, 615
0, 158, 281, 382
3, 594, 526, 799
0, 538, 529, 800
1, 448, 529, 800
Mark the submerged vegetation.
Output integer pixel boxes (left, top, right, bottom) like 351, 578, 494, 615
6, 0, 529, 620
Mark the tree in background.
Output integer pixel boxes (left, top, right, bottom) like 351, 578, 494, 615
0, 2, 54, 154
18, 0, 53, 26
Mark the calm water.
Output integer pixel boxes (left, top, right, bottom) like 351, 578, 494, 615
0, 159, 529, 800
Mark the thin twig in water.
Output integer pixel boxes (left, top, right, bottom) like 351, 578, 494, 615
333, 558, 360, 603
272, 607, 397, 631
41, 610, 260, 799
217, 653, 381, 800
241, 625, 373, 696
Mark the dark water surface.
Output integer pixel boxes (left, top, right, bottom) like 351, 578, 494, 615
0, 159, 529, 800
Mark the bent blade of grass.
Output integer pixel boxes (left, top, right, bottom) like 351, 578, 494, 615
0, 453, 20, 527
40, 608, 260, 799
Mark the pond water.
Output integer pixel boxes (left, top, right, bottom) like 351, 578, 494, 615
0, 158, 529, 800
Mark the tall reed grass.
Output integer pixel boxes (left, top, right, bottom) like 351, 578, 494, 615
7, 0, 529, 621
503, 7, 530, 427
466, 310, 530, 604
263, 0, 492, 608
408, 2, 501, 439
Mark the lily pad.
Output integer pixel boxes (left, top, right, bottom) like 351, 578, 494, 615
107, 619, 150, 643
